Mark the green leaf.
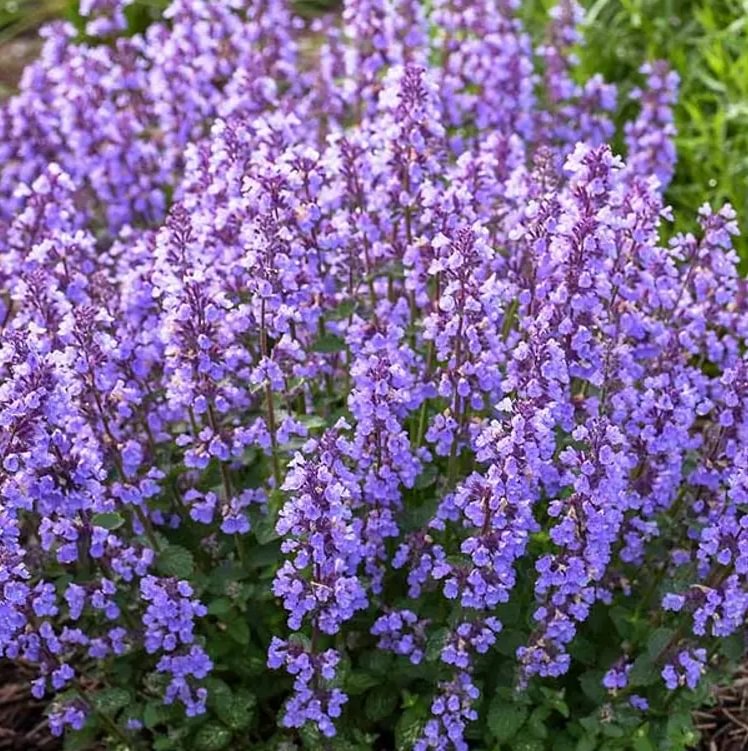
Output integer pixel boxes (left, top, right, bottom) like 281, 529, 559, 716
425, 627, 449, 662
601, 722, 624, 739
395, 702, 428, 751
575, 737, 597, 751
207, 597, 233, 617
514, 740, 546, 751
646, 627, 674, 660
156, 544, 195, 578
629, 655, 658, 688
253, 490, 285, 545
143, 701, 171, 730
244, 542, 282, 569
327, 299, 358, 321
365, 686, 398, 722
63, 724, 98, 751
205, 678, 233, 708
91, 512, 125, 530
495, 628, 525, 657
313, 333, 346, 353
298, 414, 328, 430
665, 711, 696, 747
345, 671, 381, 696
609, 606, 633, 639
632, 724, 656, 751
216, 692, 256, 731
487, 698, 527, 742
539, 687, 569, 718
300, 723, 323, 748
360, 650, 393, 676
91, 687, 131, 715
527, 706, 550, 739
194, 722, 233, 751
414, 464, 438, 489
153, 738, 178, 751
579, 671, 606, 703
226, 616, 250, 645
568, 635, 597, 666
720, 632, 744, 662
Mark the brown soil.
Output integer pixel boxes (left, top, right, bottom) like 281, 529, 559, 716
0, 35, 42, 95
0, 663, 59, 751
697, 664, 748, 750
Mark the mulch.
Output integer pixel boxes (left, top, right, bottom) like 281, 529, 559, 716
696, 664, 748, 750
1, 656, 748, 750
0, 663, 59, 751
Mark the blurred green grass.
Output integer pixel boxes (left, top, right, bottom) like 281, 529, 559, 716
1, 0, 747, 258
526, 0, 748, 261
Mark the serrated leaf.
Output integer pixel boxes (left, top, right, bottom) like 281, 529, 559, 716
216, 693, 256, 731
91, 687, 131, 715
156, 544, 195, 578
91, 512, 125, 530
527, 706, 550, 739
205, 678, 233, 707
425, 627, 449, 662
365, 686, 398, 722
395, 703, 428, 751
194, 722, 233, 751
143, 701, 170, 729
539, 687, 569, 718
487, 698, 527, 742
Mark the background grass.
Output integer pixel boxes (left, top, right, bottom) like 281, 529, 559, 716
1, 0, 747, 259
556, 0, 748, 264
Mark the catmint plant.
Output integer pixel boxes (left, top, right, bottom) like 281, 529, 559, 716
0, 1, 744, 750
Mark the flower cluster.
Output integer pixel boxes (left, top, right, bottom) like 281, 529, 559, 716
0, 0, 745, 749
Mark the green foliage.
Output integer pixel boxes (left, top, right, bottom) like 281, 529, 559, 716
4, 1, 746, 750
523, 0, 748, 263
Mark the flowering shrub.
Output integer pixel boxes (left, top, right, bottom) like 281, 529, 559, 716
0, 1, 746, 749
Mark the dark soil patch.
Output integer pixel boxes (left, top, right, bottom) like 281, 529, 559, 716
0, 662, 58, 751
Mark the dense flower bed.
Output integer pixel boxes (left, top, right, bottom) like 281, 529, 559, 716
1, 1, 746, 749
